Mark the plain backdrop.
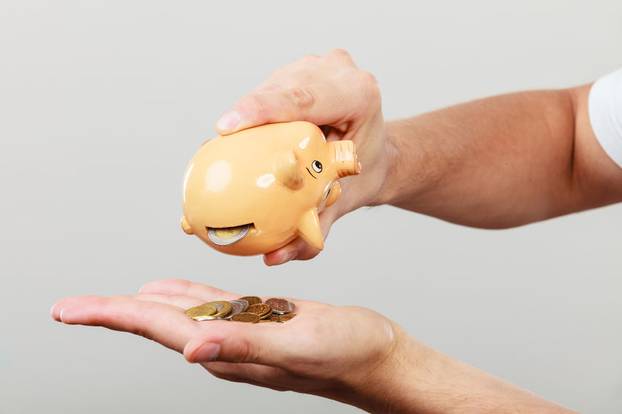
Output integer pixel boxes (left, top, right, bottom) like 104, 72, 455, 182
1, 1, 621, 413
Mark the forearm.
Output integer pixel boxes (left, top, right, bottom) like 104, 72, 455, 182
377, 87, 622, 228
346, 328, 573, 414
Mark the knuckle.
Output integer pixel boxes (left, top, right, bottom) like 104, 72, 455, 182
286, 86, 315, 110
301, 54, 320, 63
359, 70, 378, 87
358, 71, 381, 104
330, 48, 352, 60
236, 338, 259, 363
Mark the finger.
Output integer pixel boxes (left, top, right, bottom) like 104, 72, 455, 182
139, 279, 239, 302
215, 71, 377, 134
51, 295, 197, 353
203, 361, 290, 391
134, 293, 204, 309
184, 323, 294, 366
263, 237, 319, 266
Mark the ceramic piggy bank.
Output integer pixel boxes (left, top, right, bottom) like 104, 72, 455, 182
181, 121, 360, 256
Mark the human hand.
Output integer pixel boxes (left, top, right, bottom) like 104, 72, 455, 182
51, 279, 406, 412
215, 49, 391, 265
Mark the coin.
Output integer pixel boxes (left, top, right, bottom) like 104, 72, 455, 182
185, 298, 297, 324
207, 224, 251, 246
238, 296, 262, 306
187, 301, 232, 320
227, 299, 249, 319
231, 312, 260, 323
185, 303, 218, 321
209, 300, 233, 318
247, 303, 272, 318
265, 298, 295, 315
276, 313, 296, 322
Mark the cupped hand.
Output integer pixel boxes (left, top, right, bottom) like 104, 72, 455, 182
215, 49, 391, 265
51, 279, 403, 409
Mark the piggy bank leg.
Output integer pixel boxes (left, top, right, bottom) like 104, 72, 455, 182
297, 208, 324, 250
181, 216, 194, 235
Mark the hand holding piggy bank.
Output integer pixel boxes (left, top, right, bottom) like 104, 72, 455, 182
181, 121, 361, 256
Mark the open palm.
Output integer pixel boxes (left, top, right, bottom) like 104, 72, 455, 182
51, 279, 399, 402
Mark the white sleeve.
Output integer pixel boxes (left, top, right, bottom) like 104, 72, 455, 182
588, 68, 622, 168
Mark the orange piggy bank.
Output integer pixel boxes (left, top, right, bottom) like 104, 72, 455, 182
181, 121, 360, 256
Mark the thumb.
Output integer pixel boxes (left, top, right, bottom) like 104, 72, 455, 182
183, 327, 285, 366
215, 74, 375, 135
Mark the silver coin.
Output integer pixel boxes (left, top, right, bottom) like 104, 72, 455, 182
207, 224, 251, 246
226, 299, 249, 319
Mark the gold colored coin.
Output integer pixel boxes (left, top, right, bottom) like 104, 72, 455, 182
214, 227, 244, 238
247, 303, 271, 318
231, 312, 260, 323
186, 301, 232, 320
238, 296, 262, 306
185, 303, 218, 321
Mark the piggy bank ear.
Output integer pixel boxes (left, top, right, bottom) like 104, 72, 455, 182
181, 216, 193, 235
275, 150, 304, 190
297, 208, 324, 250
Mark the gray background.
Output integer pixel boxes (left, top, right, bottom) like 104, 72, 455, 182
1, 1, 621, 413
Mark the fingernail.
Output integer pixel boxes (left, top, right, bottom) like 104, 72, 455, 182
50, 303, 58, 320
216, 111, 240, 132
192, 342, 220, 362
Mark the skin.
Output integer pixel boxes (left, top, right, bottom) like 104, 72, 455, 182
52, 50, 622, 412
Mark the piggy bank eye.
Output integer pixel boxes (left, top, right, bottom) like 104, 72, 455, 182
312, 160, 323, 173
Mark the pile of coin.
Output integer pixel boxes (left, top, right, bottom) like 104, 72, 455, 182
184, 296, 296, 323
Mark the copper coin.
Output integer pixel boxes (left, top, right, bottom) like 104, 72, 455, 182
231, 312, 260, 323
247, 303, 271, 318
238, 296, 262, 306
265, 298, 295, 315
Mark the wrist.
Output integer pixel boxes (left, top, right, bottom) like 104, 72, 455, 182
338, 123, 397, 215
370, 122, 400, 207
338, 322, 427, 413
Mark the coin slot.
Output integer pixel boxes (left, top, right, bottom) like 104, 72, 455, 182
206, 223, 255, 246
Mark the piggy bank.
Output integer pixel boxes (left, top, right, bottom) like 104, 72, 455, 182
181, 121, 360, 256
